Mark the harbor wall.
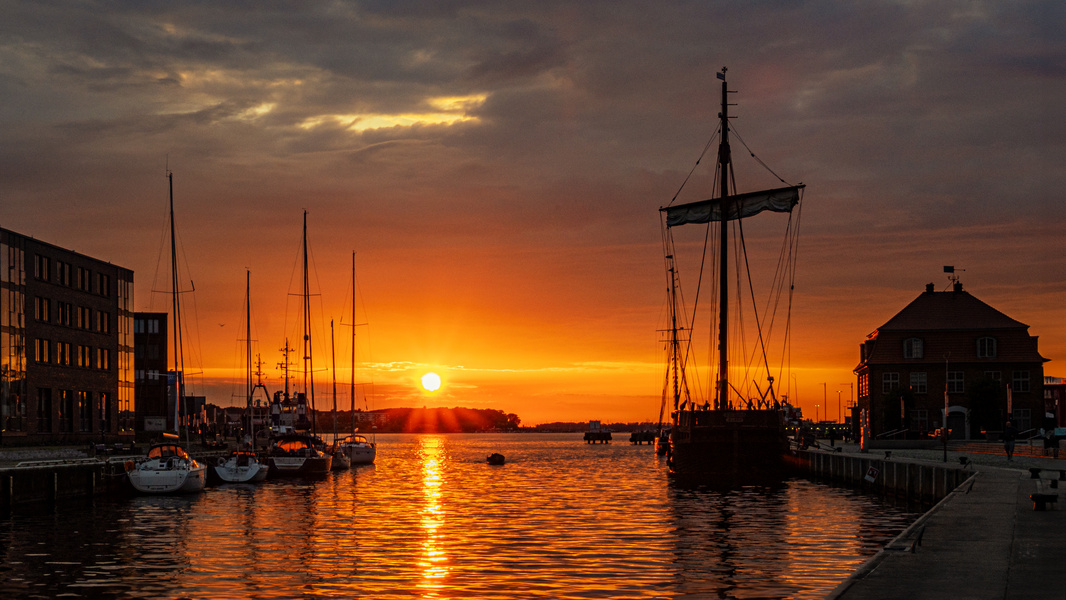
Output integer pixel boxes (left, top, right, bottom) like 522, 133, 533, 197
1, 459, 131, 512
786, 449, 970, 505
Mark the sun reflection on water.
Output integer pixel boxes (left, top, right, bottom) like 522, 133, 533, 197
418, 435, 450, 594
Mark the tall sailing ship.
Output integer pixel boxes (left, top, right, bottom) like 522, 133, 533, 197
659, 68, 804, 485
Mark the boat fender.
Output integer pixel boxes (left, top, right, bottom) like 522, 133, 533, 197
124, 460, 135, 472
217, 456, 226, 467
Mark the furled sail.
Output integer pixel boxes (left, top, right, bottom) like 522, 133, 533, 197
662, 185, 803, 227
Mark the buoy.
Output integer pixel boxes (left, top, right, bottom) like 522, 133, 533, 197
124, 460, 135, 472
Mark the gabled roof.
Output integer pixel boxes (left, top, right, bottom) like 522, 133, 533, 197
878, 287, 1028, 332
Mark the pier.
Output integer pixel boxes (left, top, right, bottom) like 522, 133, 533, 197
797, 443, 1066, 599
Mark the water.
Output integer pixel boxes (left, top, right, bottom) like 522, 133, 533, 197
1, 434, 920, 599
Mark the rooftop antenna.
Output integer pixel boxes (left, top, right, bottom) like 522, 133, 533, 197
943, 265, 965, 290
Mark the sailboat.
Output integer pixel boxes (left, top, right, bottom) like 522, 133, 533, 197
659, 68, 804, 485
265, 211, 332, 477
212, 270, 269, 484
127, 171, 207, 494
338, 252, 377, 465
327, 320, 351, 470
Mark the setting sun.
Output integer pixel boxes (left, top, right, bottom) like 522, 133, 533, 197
421, 372, 442, 392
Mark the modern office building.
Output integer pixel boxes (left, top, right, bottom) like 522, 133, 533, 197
1, 227, 134, 444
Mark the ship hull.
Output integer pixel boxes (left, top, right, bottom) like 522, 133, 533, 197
669, 409, 789, 486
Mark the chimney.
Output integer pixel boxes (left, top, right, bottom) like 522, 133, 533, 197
925, 283, 935, 293
953, 281, 963, 293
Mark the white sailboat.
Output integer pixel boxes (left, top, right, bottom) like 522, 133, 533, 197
339, 252, 376, 465
265, 211, 332, 476
328, 320, 351, 471
128, 171, 207, 494
213, 270, 269, 483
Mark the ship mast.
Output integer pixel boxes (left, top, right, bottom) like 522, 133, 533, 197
716, 67, 732, 411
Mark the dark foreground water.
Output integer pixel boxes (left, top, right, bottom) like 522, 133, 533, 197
1, 433, 920, 599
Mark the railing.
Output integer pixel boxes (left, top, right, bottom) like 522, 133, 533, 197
874, 428, 908, 440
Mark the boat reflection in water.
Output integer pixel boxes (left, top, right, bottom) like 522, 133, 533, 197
1, 434, 919, 599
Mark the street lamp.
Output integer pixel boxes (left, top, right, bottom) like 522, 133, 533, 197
815, 404, 820, 423
837, 390, 842, 423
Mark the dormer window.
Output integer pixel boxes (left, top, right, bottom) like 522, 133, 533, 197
977, 337, 997, 358
903, 337, 924, 359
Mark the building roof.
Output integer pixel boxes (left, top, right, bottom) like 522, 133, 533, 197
877, 285, 1028, 332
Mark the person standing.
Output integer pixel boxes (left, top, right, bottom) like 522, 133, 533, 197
1003, 421, 1018, 462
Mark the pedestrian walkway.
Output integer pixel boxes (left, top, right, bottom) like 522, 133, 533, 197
827, 447, 1066, 599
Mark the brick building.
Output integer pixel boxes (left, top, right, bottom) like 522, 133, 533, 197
1, 227, 134, 444
133, 312, 168, 432
854, 281, 1047, 440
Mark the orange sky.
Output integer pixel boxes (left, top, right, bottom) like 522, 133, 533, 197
3, 2, 1064, 424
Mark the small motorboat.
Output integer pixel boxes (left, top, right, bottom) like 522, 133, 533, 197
487, 453, 505, 465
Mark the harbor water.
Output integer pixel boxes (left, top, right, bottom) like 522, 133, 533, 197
1, 433, 920, 599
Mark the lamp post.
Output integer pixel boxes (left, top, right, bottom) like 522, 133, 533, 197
837, 390, 842, 424
816, 404, 820, 423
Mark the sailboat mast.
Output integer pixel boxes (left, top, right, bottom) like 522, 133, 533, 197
668, 256, 681, 414
716, 67, 732, 411
168, 171, 186, 435
246, 270, 253, 441
350, 252, 356, 437
331, 319, 337, 441
302, 210, 316, 434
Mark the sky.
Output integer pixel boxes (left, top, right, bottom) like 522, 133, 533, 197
2, 1, 1064, 425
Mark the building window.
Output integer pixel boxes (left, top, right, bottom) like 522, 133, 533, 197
97, 272, 110, 297
1012, 371, 1030, 393
910, 409, 929, 434
97, 348, 110, 370
883, 372, 900, 394
149, 319, 159, 334
34, 296, 50, 322
1011, 408, 1031, 433
57, 342, 71, 366
57, 302, 72, 326
59, 390, 74, 433
37, 388, 53, 433
97, 311, 110, 334
77, 267, 92, 292
78, 345, 92, 367
859, 373, 869, 398
78, 306, 92, 330
910, 372, 928, 394
57, 261, 71, 286
100, 392, 112, 433
903, 338, 923, 359
34, 338, 51, 362
34, 254, 50, 281
78, 390, 92, 432
977, 337, 997, 358
948, 371, 964, 394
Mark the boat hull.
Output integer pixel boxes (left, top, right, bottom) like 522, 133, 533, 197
129, 461, 207, 494
344, 444, 376, 465
669, 409, 789, 486
212, 453, 269, 484
267, 454, 332, 477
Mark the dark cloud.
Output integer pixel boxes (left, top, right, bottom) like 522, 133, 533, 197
2, 0, 1064, 415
